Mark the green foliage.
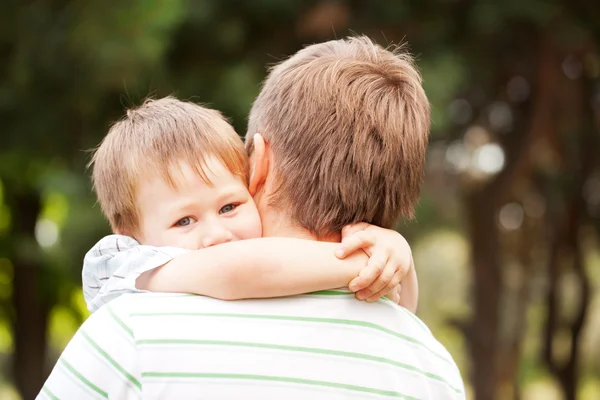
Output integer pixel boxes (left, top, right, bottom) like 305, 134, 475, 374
68, 0, 186, 91
420, 52, 468, 134
469, 0, 560, 34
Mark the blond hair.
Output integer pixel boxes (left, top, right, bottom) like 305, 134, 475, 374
90, 96, 248, 236
246, 36, 430, 236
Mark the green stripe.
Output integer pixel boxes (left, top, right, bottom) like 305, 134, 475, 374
107, 306, 133, 338
131, 312, 451, 364
306, 290, 355, 296
142, 372, 420, 399
307, 290, 389, 305
60, 359, 108, 398
42, 386, 60, 400
137, 339, 462, 393
302, 291, 429, 335
378, 298, 431, 334
81, 331, 142, 390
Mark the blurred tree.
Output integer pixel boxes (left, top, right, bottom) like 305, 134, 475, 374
540, 47, 598, 400
1, 0, 186, 397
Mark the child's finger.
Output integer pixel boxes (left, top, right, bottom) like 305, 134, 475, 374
395, 284, 402, 303
335, 230, 376, 259
352, 269, 379, 298
348, 258, 387, 291
384, 284, 402, 304
366, 274, 402, 302
348, 275, 367, 292
359, 255, 394, 296
354, 253, 387, 298
392, 291, 399, 303
351, 263, 380, 293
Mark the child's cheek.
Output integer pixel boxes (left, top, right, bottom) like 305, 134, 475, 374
249, 209, 263, 239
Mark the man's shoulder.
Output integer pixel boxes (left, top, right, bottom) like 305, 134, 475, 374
91, 292, 464, 398
98, 292, 199, 315
107, 292, 439, 344
104, 291, 428, 324
101, 292, 440, 349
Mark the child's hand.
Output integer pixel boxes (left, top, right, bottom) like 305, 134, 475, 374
335, 222, 413, 303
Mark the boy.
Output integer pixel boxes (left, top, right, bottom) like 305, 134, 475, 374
83, 96, 417, 312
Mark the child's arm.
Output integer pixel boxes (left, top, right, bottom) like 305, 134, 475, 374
335, 223, 419, 312
84, 232, 413, 311
136, 238, 369, 300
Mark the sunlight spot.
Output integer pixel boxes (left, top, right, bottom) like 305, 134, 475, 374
498, 203, 524, 231
473, 143, 505, 175
35, 219, 59, 248
488, 101, 513, 132
445, 141, 470, 172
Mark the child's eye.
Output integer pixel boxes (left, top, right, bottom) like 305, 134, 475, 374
175, 217, 195, 227
219, 204, 238, 214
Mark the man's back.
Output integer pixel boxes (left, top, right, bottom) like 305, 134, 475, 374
40, 291, 464, 399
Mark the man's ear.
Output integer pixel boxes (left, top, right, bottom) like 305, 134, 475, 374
249, 133, 269, 196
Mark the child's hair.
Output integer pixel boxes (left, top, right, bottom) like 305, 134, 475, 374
246, 36, 430, 237
90, 96, 248, 236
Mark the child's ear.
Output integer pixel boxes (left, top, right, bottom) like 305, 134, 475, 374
249, 133, 269, 196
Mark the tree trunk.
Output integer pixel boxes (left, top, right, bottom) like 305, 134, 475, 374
542, 197, 590, 400
464, 31, 559, 400
466, 188, 502, 400
541, 71, 595, 400
8, 191, 51, 400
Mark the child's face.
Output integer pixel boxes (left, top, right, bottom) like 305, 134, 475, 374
134, 158, 262, 249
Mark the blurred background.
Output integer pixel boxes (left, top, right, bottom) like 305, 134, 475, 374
1, 0, 599, 399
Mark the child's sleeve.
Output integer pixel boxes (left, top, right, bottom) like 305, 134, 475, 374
82, 234, 188, 312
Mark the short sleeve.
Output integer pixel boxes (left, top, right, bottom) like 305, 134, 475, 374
82, 234, 188, 312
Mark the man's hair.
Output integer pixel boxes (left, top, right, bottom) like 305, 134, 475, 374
90, 96, 248, 235
246, 36, 430, 236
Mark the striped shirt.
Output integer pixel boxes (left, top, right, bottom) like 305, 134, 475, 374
82, 234, 188, 312
38, 291, 465, 399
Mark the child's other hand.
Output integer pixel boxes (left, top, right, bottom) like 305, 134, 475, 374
335, 222, 412, 303
385, 284, 402, 304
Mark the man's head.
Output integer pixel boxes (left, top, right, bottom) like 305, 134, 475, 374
90, 97, 261, 247
246, 36, 430, 238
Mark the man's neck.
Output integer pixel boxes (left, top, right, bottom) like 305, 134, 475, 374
261, 213, 341, 243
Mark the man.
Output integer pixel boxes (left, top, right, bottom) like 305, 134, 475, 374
37, 36, 465, 399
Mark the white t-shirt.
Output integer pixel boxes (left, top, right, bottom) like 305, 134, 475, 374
82, 234, 188, 312
38, 291, 465, 399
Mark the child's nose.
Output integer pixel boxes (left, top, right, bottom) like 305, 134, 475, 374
201, 223, 233, 248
